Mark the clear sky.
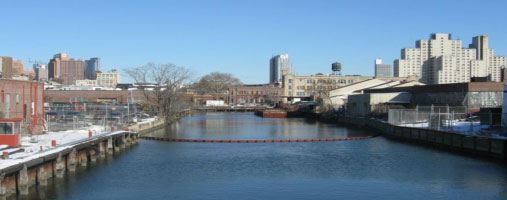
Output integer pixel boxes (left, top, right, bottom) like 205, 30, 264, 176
1, 0, 506, 84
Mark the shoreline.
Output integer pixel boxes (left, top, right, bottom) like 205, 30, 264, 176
315, 113, 507, 161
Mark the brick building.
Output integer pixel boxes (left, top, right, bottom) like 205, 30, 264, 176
45, 90, 148, 105
12, 60, 24, 76
0, 79, 45, 134
228, 84, 283, 105
48, 53, 86, 85
1, 56, 14, 79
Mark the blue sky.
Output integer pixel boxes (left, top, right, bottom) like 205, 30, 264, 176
1, 0, 506, 84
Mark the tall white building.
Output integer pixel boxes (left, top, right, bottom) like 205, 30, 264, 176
394, 33, 506, 84
269, 54, 295, 84
374, 59, 392, 77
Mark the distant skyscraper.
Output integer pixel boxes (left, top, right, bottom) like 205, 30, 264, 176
270, 54, 294, 83
48, 53, 85, 85
374, 59, 392, 77
12, 60, 23, 76
33, 63, 48, 81
85, 57, 100, 79
48, 53, 68, 80
0, 56, 23, 79
0, 57, 14, 78
394, 33, 506, 84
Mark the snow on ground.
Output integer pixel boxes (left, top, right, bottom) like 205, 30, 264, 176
137, 117, 157, 125
9, 125, 106, 159
0, 117, 159, 170
0, 128, 130, 170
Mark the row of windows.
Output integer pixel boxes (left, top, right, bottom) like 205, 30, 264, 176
237, 91, 280, 95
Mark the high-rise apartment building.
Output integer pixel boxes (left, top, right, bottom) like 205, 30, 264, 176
48, 53, 85, 85
374, 59, 392, 77
85, 57, 100, 79
0, 57, 14, 78
394, 33, 506, 84
269, 54, 294, 84
12, 60, 24, 76
48, 53, 68, 80
0, 57, 24, 79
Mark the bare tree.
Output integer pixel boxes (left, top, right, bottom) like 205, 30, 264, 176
193, 72, 242, 94
125, 63, 192, 118
304, 79, 338, 113
304, 79, 337, 102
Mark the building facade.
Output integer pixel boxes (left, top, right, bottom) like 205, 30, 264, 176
45, 90, 146, 105
0, 56, 14, 78
282, 74, 417, 102
374, 59, 392, 77
0, 79, 45, 134
228, 84, 283, 104
48, 53, 67, 80
363, 82, 504, 113
48, 53, 86, 85
96, 70, 120, 88
269, 54, 294, 84
12, 60, 23, 77
34, 63, 48, 81
60, 59, 85, 85
394, 33, 506, 84
85, 57, 100, 79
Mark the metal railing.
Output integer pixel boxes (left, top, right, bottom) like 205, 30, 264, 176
387, 106, 488, 134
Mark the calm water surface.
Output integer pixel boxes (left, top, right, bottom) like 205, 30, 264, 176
18, 113, 507, 199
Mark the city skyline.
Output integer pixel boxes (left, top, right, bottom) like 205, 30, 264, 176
1, 0, 507, 84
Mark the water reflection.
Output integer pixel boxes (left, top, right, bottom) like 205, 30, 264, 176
14, 113, 507, 200
147, 112, 373, 139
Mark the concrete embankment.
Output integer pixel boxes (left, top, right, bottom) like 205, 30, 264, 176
131, 110, 192, 135
0, 130, 138, 199
129, 119, 167, 135
334, 116, 507, 160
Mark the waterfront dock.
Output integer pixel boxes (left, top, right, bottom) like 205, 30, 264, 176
0, 129, 138, 198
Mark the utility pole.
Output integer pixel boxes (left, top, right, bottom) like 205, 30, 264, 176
105, 103, 108, 131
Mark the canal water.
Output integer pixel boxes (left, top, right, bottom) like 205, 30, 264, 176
18, 113, 507, 199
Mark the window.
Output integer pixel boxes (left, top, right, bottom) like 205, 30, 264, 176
0, 123, 14, 135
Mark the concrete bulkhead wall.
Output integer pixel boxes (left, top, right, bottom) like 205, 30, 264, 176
0, 131, 137, 198
336, 116, 507, 160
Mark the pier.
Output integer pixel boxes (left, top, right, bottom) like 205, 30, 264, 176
0, 130, 138, 198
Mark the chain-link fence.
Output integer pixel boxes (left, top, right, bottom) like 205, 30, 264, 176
45, 103, 148, 132
387, 106, 494, 134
